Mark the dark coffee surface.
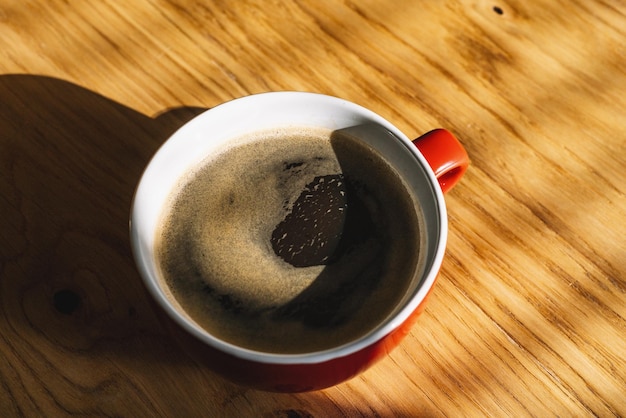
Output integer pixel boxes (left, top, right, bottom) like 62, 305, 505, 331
155, 127, 421, 353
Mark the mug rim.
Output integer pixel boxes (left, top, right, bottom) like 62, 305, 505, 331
130, 91, 448, 365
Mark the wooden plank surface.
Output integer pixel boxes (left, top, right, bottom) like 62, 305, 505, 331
0, 0, 624, 416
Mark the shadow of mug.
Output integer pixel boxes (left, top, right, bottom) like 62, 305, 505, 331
0, 74, 207, 357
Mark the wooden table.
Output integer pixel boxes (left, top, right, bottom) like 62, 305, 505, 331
1, 1, 624, 416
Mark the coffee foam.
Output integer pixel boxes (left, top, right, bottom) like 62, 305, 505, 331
155, 126, 421, 353
162, 128, 338, 306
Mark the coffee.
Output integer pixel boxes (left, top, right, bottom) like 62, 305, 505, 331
154, 126, 422, 354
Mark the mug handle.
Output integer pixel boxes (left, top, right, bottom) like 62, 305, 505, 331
412, 129, 469, 193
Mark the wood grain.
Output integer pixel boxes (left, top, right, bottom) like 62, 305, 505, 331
0, 0, 624, 416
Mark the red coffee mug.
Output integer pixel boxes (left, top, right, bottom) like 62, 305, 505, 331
130, 92, 468, 392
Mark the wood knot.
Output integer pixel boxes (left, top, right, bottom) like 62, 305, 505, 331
53, 289, 81, 314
